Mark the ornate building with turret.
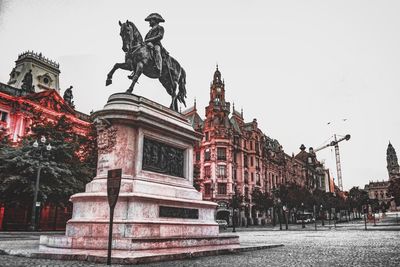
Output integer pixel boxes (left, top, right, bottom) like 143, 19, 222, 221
0, 51, 91, 231
183, 67, 332, 226
0, 51, 89, 143
364, 142, 400, 209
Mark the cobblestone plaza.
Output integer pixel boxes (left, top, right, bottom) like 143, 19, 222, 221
1, 221, 399, 267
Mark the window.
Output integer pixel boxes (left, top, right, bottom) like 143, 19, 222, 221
244, 154, 248, 167
204, 149, 211, 161
217, 183, 227, 195
250, 156, 254, 166
217, 165, 226, 178
217, 147, 226, 160
251, 172, 254, 182
205, 132, 209, 141
250, 141, 253, 150
256, 174, 261, 185
204, 166, 211, 178
0, 111, 8, 123
205, 184, 211, 196
196, 151, 200, 161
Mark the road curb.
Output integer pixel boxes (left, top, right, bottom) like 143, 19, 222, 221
30, 244, 283, 265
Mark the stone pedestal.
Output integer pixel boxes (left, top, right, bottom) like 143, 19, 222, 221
40, 93, 239, 256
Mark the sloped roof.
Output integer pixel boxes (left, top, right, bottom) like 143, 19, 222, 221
182, 105, 196, 115
182, 106, 203, 130
264, 135, 282, 152
230, 116, 242, 134
295, 150, 309, 162
22, 89, 76, 115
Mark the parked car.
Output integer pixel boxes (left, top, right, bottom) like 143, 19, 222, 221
296, 213, 315, 224
216, 220, 228, 230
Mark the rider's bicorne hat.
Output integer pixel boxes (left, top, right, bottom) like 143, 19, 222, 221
145, 13, 165, 23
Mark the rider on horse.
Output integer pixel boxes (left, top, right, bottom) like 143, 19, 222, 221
144, 13, 165, 76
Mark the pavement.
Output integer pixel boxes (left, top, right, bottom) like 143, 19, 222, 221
0, 219, 399, 266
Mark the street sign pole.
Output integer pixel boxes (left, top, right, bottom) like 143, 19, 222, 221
106, 169, 122, 266
107, 207, 115, 265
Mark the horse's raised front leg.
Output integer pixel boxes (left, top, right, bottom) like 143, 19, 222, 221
126, 62, 143, 94
106, 62, 130, 86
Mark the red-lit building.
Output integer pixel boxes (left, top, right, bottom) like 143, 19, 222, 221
183, 67, 334, 226
0, 52, 91, 230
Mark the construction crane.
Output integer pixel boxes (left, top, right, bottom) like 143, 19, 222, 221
313, 134, 351, 191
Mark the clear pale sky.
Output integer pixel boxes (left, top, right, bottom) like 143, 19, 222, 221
0, 0, 399, 190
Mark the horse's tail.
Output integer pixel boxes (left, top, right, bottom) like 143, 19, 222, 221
177, 68, 187, 107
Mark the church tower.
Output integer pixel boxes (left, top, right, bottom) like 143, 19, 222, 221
7, 51, 61, 93
387, 142, 400, 180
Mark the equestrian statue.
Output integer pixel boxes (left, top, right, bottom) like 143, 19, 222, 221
106, 13, 187, 112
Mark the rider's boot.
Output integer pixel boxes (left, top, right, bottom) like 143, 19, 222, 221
155, 46, 162, 76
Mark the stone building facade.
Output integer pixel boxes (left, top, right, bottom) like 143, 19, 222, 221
0, 52, 91, 231
183, 67, 332, 226
364, 180, 391, 206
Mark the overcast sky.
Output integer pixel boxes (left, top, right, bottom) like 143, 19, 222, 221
0, 0, 399, 190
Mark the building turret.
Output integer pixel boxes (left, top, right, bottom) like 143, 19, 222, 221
387, 142, 400, 180
8, 51, 61, 93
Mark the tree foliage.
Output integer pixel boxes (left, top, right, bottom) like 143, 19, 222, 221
0, 115, 97, 206
251, 188, 272, 212
348, 186, 369, 212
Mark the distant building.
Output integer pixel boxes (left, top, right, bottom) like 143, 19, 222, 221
0, 51, 91, 231
364, 142, 400, 210
183, 67, 331, 226
364, 180, 391, 206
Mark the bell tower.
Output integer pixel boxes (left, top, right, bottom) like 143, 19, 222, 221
387, 142, 400, 180
209, 65, 226, 104
204, 65, 231, 138
7, 51, 61, 93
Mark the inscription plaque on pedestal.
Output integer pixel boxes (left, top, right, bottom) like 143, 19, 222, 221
142, 138, 184, 177
159, 206, 199, 219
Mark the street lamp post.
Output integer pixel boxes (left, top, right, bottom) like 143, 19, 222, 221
246, 204, 250, 228
301, 202, 305, 229
320, 205, 325, 226
29, 136, 52, 231
313, 204, 317, 231
283, 205, 288, 230
231, 183, 237, 233
363, 205, 368, 231
333, 208, 336, 228
278, 199, 282, 230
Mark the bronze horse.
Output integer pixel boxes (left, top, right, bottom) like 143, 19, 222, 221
106, 20, 187, 111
